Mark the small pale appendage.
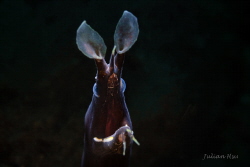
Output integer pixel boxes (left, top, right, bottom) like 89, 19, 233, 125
93, 125, 139, 156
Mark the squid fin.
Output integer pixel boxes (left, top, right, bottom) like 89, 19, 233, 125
76, 21, 106, 59
114, 10, 139, 54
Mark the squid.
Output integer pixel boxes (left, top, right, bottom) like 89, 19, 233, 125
76, 11, 140, 167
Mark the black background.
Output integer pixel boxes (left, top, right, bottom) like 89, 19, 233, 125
0, 0, 249, 166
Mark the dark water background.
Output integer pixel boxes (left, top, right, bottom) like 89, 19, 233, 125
1, 0, 249, 166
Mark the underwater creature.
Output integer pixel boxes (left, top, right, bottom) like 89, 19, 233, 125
76, 11, 140, 167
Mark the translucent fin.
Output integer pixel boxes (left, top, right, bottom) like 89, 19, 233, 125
114, 11, 139, 54
76, 21, 106, 59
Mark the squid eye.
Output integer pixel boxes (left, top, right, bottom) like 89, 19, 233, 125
93, 83, 100, 97
120, 78, 126, 93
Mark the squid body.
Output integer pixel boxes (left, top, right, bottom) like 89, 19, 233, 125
76, 11, 139, 167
